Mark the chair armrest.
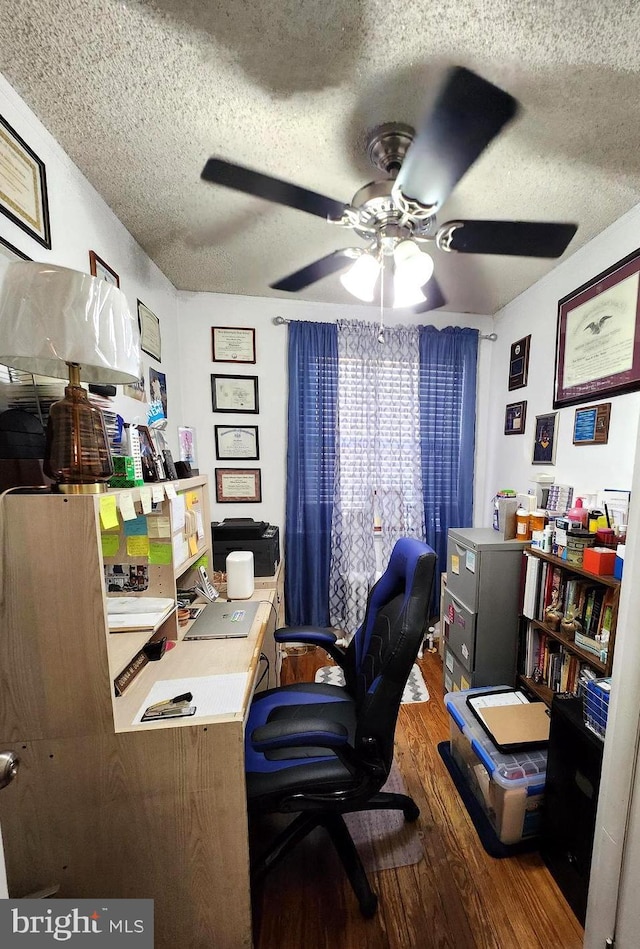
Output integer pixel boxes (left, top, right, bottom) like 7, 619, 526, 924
274, 627, 347, 668
250, 718, 348, 753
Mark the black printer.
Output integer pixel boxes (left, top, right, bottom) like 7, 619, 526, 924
211, 518, 280, 576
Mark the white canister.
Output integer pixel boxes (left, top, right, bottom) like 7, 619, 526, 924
226, 550, 255, 599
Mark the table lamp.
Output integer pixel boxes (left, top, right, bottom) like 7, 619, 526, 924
0, 262, 141, 493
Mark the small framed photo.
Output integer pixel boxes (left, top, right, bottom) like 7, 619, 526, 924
504, 400, 527, 435
573, 402, 611, 445
89, 250, 120, 287
215, 468, 262, 503
211, 374, 259, 413
212, 326, 256, 364
508, 335, 531, 390
178, 426, 197, 467
0, 113, 51, 248
137, 299, 162, 362
215, 425, 259, 460
532, 412, 558, 465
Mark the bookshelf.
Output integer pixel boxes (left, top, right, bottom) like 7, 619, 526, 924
519, 548, 620, 706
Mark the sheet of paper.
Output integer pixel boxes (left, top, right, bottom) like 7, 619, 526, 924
196, 511, 205, 540
152, 484, 165, 503
148, 515, 171, 538
139, 486, 153, 514
118, 492, 137, 521
165, 482, 178, 500
172, 534, 188, 568
107, 597, 175, 614
99, 495, 119, 530
133, 673, 250, 724
171, 494, 186, 532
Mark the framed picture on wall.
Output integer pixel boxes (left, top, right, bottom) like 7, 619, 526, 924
89, 250, 120, 287
137, 300, 161, 362
215, 468, 262, 503
532, 412, 558, 465
508, 335, 530, 390
504, 400, 527, 435
554, 247, 640, 408
212, 326, 256, 364
211, 374, 259, 413
573, 402, 611, 445
0, 113, 51, 248
215, 425, 259, 460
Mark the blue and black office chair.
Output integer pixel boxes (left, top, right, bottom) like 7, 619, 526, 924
245, 537, 436, 916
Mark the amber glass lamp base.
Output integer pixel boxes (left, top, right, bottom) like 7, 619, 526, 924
43, 365, 113, 491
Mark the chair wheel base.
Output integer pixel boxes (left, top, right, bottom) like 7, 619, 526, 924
403, 800, 420, 822
359, 891, 378, 918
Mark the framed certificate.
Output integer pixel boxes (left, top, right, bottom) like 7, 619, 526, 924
0, 114, 51, 248
89, 250, 119, 287
215, 425, 259, 460
212, 326, 256, 363
211, 374, 259, 413
215, 468, 262, 503
508, 335, 530, 390
137, 300, 162, 362
554, 247, 640, 408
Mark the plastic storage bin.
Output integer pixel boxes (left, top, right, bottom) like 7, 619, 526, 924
444, 688, 547, 845
583, 678, 611, 739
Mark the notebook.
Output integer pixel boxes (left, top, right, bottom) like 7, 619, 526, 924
182, 599, 260, 640
466, 688, 550, 752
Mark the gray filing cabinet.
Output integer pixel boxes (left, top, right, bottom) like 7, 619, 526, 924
443, 527, 527, 692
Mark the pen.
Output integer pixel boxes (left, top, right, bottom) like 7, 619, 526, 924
147, 691, 193, 712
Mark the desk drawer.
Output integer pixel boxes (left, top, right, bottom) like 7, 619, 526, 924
443, 589, 476, 674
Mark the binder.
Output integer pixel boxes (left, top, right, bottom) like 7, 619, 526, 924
466, 688, 550, 752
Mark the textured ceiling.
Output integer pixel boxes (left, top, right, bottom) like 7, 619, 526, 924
2, 0, 640, 315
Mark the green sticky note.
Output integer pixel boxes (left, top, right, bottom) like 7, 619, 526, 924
149, 542, 172, 565
194, 555, 209, 568
101, 533, 120, 557
126, 535, 149, 557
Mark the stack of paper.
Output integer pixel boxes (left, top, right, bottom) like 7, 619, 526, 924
107, 596, 175, 632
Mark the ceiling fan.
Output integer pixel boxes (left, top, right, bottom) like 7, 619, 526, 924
201, 67, 577, 313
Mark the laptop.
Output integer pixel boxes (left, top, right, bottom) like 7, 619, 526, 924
183, 599, 260, 640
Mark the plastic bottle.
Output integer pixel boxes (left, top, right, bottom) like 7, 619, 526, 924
516, 506, 532, 541
567, 497, 588, 528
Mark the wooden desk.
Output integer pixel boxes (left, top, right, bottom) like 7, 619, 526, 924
0, 483, 275, 949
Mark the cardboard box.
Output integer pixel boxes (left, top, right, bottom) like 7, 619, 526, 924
582, 546, 617, 576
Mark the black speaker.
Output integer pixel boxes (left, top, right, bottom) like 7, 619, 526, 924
540, 695, 604, 925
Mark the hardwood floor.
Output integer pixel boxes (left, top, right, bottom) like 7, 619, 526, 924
252, 648, 584, 949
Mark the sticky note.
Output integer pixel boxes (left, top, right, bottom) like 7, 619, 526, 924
139, 486, 153, 514
165, 482, 178, 500
451, 554, 460, 575
148, 542, 172, 565
152, 484, 165, 503
99, 495, 119, 530
124, 515, 148, 537
118, 492, 137, 521
186, 491, 198, 510
194, 555, 209, 569
101, 533, 120, 557
127, 535, 150, 557
188, 535, 198, 556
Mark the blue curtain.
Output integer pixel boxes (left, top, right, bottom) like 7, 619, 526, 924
285, 321, 338, 626
419, 326, 478, 612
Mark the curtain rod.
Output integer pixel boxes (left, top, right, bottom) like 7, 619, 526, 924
271, 315, 497, 341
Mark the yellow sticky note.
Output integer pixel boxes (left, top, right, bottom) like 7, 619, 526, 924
127, 535, 150, 557
101, 533, 120, 557
148, 542, 172, 565
99, 495, 119, 530
451, 554, 460, 576
188, 535, 198, 556
185, 491, 198, 510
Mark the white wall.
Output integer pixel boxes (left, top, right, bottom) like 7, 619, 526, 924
0, 73, 182, 458
177, 289, 494, 535
482, 204, 640, 525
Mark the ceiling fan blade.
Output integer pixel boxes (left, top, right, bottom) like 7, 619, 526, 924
411, 275, 447, 313
201, 158, 347, 220
395, 67, 518, 211
440, 220, 578, 257
270, 249, 356, 291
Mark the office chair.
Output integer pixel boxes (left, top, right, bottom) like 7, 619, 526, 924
245, 537, 436, 916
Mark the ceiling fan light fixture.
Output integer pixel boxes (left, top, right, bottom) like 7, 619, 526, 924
393, 240, 435, 285
393, 282, 427, 309
339, 253, 381, 302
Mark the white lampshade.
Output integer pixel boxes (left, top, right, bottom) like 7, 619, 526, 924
340, 253, 381, 302
0, 262, 141, 383
393, 240, 434, 284
393, 283, 427, 309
